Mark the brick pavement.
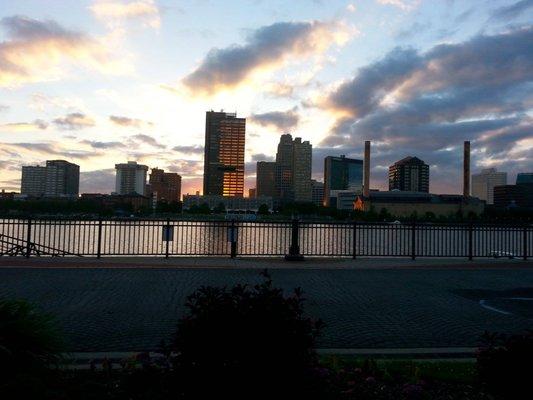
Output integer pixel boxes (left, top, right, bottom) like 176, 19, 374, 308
0, 263, 532, 351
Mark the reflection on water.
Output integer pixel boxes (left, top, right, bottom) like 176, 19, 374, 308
0, 219, 531, 258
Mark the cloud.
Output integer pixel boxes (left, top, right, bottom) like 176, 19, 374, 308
80, 168, 116, 193
172, 145, 204, 154
90, 0, 161, 28
376, 0, 420, 11
251, 153, 274, 162
0, 104, 9, 112
0, 15, 131, 87
53, 113, 96, 130
132, 133, 166, 149
249, 107, 300, 131
81, 140, 125, 149
109, 115, 153, 127
182, 20, 354, 94
1, 142, 102, 160
490, 0, 533, 21
0, 119, 48, 132
320, 27, 533, 193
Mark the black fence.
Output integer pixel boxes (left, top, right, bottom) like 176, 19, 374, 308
0, 218, 531, 260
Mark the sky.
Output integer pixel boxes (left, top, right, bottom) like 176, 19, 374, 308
0, 0, 531, 196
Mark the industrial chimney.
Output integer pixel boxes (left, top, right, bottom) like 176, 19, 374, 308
364, 140, 371, 197
463, 141, 470, 197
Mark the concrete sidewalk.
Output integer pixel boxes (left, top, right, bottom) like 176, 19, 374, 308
1, 256, 532, 269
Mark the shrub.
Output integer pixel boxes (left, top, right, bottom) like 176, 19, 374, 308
171, 271, 325, 399
477, 330, 533, 398
0, 299, 64, 396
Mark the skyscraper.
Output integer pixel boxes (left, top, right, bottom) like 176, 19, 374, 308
311, 180, 324, 206
273, 134, 312, 203
323, 155, 363, 207
45, 160, 80, 197
292, 137, 312, 202
275, 133, 294, 200
256, 161, 277, 198
148, 168, 182, 202
472, 168, 507, 204
516, 173, 533, 185
21, 166, 47, 197
21, 160, 79, 198
115, 161, 148, 195
203, 111, 246, 197
388, 156, 429, 192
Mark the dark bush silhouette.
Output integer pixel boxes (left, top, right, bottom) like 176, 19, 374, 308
0, 299, 64, 396
477, 330, 533, 398
171, 271, 325, 399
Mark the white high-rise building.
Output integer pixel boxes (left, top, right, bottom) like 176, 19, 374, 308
472, 168, 507, 204
115, 161, 149, 195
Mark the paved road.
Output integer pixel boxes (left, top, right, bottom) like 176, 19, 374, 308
1, 265, 532, 351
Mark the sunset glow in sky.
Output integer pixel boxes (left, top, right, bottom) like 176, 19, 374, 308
0, 0, 532, 196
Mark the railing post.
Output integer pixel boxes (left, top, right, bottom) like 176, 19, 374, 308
230, 219, 237, 259
25, 218, 32, 258
411, 221, 416, 260
165, 218, 170, 259
352, 221, 357, 259
468, 222, 473, 261
524, 226, 528, 261
97, 219, 103, 259
285, 219, 304, 261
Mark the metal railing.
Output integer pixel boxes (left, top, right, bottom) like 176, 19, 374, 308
0, 218, 531, 260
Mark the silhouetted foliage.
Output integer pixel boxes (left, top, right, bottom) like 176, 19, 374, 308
477, 330, 533, 399
257, 203, 270, 215
0, 299, 64, 396
171, 270, 325, 399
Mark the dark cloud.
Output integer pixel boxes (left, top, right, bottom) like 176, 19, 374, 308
2, 142, 101, 160
53, 113, 95, 130
80, 168, 115, 194
131, 134, 166, 149
165, 159, 203, 177
249, 107, 299, 131
321, 27, 533, 193
0, 16, 119, 86
81, 140, 125, 149
172, 145, 204, 154
490, 0, 533, 21
109, 115, 152, 127
182, 20, 348, 93
251, 153, 274, 162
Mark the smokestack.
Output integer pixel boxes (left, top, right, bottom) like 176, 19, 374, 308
364, 140, 370, 197
463, 141, 470, 197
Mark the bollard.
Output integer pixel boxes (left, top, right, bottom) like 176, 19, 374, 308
285, 219, 304, 261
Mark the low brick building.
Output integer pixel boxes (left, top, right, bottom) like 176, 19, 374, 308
354, 191, 485, 217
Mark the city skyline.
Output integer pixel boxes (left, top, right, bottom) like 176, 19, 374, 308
0, 0, 532, 196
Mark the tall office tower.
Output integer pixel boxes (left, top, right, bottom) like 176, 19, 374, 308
388, 156, 430, 192
115, 161, 149, 195
472, 168, 507, 204
203, 111, 246, 197
323, 155, 364, 207
21, 166, 47, 197
256, 161, 277, 198
275, 133, 294, 200
45, 160, 80, 198
292, 137, 312, 202
311, 179, 324, 206
273, 134, 312, 202
516, 173, 533, 185
149, 168, 182, 202
21, 160, 79, 198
